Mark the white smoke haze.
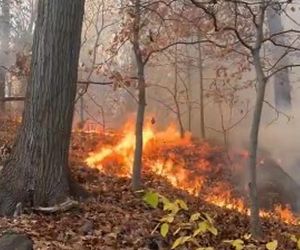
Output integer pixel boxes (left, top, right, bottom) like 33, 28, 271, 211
1, 0, 300, 185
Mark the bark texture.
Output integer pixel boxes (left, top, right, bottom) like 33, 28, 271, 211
0, 0, 85, 215
0, 233, 33, 250
249, 48, 265, 237
132, 0, 146, 190
248, 5, 266, 236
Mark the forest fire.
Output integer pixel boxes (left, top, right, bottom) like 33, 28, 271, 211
85, 118, 299, 225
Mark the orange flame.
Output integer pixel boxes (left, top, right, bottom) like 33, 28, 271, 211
85, 118, 299, 225
86, 120, 155, 176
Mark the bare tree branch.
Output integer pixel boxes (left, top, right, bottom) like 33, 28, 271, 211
267, 64, 300, 80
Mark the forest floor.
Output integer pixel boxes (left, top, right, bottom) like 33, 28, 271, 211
0, 120, 299, 250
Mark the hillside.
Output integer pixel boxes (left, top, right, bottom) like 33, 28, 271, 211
0, 119, 299, 249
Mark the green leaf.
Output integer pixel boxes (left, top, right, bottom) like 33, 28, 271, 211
232, 239, 244, 250
199, 214, 218, 236
143, 191, 159, 208
290, 234, 297, 242
160, 223, 169, 238
288, 233, 300, 249
193, 228, 203, 237
190, 212, 201, 222
199, 221, 208, 230
171, 236, 191, 249
266, 240, 278, 250
163, 201, 180, 214
194, 221, 210, 237
207, 225, 218, 236
232, 239, 244, 245
159, 195, 170, 205
224, 239, 244, 250
160, 215, 174, 223
196, 248, 214, 250
175, 199, 188, 210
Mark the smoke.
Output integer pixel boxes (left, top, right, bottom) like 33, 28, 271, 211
259, 88, 300, 184
6, 0, 299, 187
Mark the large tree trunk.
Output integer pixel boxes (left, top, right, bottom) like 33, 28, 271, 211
266, 7, 291, 111
0, 0, 10, 114
0, 0, 85, 216
132, 0, 146, 190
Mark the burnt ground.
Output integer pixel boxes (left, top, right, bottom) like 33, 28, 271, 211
0, 120, 299, 249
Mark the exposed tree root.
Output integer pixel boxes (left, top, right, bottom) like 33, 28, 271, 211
32, 198, 79, 214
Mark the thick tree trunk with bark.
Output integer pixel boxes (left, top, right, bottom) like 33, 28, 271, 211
266, 7, 291, 111
0, 0, 10, 114
132, 0, 146, 190
0, 0, 85, 216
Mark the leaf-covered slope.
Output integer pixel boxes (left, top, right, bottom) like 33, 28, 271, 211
0, 120, 298, 249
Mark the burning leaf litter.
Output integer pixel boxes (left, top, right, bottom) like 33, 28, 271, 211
0, 118, 299, 249
84, 118, 299, 225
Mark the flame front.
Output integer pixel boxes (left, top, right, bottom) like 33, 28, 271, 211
85, 118, 299, 224
86, 120, 155, 176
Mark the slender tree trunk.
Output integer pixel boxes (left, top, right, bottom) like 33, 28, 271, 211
0, 0, 85, 216
0, 0, 10, 114
248, 4, 267, 236
119, 0, 136, 121
174, 45, 185, 138
79, 96, 85, 129
28, 0, 38, 35
132, 0, 146, 190
266, 7, 291, 111
249, 48, 265, 237
197, 35, 205, 139
186, 45, 192, 132
0, 70, 5, 114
